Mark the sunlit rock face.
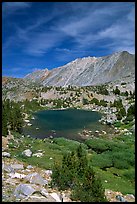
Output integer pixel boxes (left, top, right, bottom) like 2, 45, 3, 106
24, 51, 135, 87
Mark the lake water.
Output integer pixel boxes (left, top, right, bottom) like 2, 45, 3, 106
23, 109, 105, 141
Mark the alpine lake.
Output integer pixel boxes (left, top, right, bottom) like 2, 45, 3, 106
23, 109, 114, 142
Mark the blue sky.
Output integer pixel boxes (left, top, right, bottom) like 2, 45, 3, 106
2, 2, 135, 78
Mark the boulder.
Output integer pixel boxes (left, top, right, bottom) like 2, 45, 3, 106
11, 164, 24, 170
44, 170, 52, 176
115, 195, 127, 202
40, 188, 49, 197
2, 164, 15, 173
25, 172, 48, 186
14, 184, 36, 199
124, 194, 135, 201
27, 165, 33, 169
8, 172, 26, 179
22, 149, 32, 157
21, 194, 55, 202
2, 152, 11, 158
50, 192, 62, 202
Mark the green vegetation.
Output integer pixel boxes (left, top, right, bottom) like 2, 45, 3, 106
110, 99, 128, 121
3, 82, 135, 197
2, 99, 24, 136
90, 98, 99, 105
120, 91, 129, 97
51, 145, 107, 202
84, 98, 108, 107
8, 131, 135, 195
99, 99, 107, 107
95, 85, 109, 95
127, 104, 135, 117
82, 98, 89, 105
113, 86, 120, 95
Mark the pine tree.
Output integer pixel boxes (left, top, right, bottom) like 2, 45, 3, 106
2, 100, 23, 134
51, 144, 107, 202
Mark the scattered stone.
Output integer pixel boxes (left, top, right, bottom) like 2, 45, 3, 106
3, 164, 15, 173
27, 123, 32, 126
25, 172, 48, 186
8, 172, 26, 179
32, 152, 43, 157
22, 194, 55, 202
2, 152, 11, 158
102, 130, 107, 134
124, 194, 135, 201
37, 149, 43, 152
50, 192, 61, 202
106, 119, 113, 125
44, 170, 52, 176
27, 165, 33, 169
40, 188, 49, 197
24, 119, 30, 122
11, 164, 24, 170
22, 149, 32, 157
116, 195, 127, 202
14, 184, 36, 199
49, 135, 53, 139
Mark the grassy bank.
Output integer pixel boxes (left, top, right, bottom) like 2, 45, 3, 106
8, 130, 135, 195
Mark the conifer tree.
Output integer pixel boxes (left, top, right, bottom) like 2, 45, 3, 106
51, 144, 107, 202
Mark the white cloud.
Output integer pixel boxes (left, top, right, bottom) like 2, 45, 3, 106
3, 2, 135, 58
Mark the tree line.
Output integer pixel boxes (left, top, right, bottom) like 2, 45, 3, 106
2, 99, 23, 136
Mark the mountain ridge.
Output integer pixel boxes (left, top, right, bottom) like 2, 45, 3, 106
3, 51, 135, 87
23, 51, 135, 87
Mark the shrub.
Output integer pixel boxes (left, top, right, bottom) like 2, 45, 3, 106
113, 87, 120, 95
82, 98, 89, 105
123, 169, 135, 181
90, 98, 99, 105
112, 150, 134, 169
85, 139, 111, 153
116, 113, 122, 120
127, 104, 135, 117
91, 153, 113, 169
119, 107, 126, 117
100, 100, 107, 107
113, 159, 129, 169
126, 115, 134, 122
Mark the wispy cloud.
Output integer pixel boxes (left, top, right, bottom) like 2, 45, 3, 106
3, 2, 135, 57
2, 2, 32, 17
2, 2, 135, 77
25, 31, 65, 56
3, 3, 69, 56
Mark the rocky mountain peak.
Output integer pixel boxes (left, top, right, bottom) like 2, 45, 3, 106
23, 51, 134, 87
